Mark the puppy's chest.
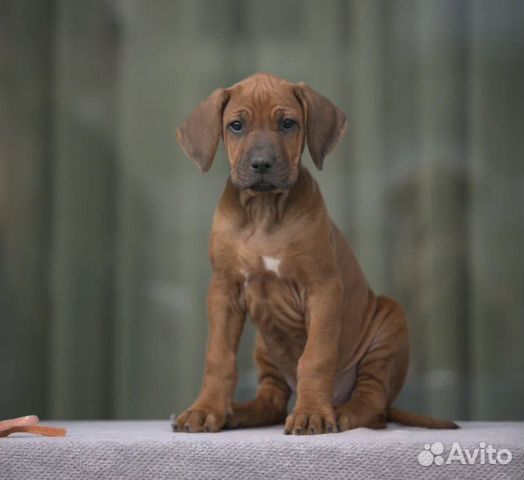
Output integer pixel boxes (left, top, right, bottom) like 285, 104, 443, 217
232, 235, 307, 331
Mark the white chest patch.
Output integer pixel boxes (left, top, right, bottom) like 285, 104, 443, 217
262, 256, 281, 276
241, 269, 250, 288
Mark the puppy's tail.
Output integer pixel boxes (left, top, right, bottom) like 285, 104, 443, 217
386, 407, 459, 429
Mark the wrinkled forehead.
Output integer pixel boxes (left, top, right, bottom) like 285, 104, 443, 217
223, 79, 303, 120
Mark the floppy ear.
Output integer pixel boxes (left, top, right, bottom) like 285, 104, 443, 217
176, 88, 230, 173
295, 82, 348, 170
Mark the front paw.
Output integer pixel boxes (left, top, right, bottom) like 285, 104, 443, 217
284, 406, 337, 435
226, 397, 287, 429
173, 406, 229, 433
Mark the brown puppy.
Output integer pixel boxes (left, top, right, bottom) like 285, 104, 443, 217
174, 73, 457, 434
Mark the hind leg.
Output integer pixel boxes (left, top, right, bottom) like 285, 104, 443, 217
335, 296, 409, 431
226, 334, 291, 428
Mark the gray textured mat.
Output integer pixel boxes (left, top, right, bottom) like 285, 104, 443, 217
0, 421, 522, 479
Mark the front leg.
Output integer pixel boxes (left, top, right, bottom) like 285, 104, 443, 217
285, 279, 342, 435
226, 334, 291, 429
174, 274, 244, 432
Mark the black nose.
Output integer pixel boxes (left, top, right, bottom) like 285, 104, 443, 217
250, 156, 274, 174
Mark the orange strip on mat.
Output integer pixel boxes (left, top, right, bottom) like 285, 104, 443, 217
0, 415, 39, 432
0, 425, 66, 438
0, 416, 66, 438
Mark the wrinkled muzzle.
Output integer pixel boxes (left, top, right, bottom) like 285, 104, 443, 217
232, 142, 296, 192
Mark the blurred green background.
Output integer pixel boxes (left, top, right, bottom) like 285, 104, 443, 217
0, 0, 523, 422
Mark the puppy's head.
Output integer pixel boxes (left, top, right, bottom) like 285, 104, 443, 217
176, 73, 347, 192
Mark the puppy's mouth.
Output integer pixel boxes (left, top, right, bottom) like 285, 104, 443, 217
232, 169, 296, 193
248, 181, 277, 192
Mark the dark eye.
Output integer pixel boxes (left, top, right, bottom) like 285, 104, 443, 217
281, 118, 296, 130
228, 120, 243, 132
